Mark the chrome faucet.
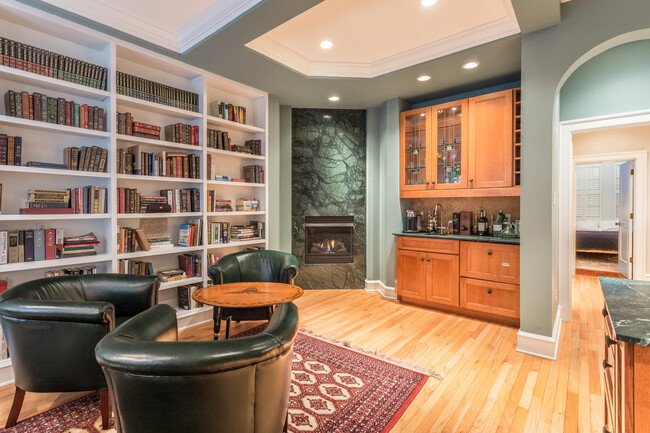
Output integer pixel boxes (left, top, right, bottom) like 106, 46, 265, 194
434, 203, 443, 233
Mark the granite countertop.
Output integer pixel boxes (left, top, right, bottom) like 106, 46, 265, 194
394, 232, 520, 245
600, 277, 650, 346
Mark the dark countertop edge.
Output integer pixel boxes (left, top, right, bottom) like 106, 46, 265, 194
394, 232, 520, 245
599, 277, 650, 347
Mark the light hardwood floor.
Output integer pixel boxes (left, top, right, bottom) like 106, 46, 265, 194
0, 276, 605, 432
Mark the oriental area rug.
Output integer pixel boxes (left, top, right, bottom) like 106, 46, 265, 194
2, 329, 439, 433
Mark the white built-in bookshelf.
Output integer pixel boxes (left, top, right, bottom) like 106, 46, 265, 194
0, 0, 269, 383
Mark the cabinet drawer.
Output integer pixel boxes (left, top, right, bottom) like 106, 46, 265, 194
460, 242, 519, 284
397, 236, 459, 254
460, 278, 519, 319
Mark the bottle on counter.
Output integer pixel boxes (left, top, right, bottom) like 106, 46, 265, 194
472, 214, 478, 235
488, 214, 494, 236
493, 210, 504, 237
478, 206, 488, 236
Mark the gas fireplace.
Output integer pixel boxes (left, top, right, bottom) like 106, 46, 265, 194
304, 216, 354, 264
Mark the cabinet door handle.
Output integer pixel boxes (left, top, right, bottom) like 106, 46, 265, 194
420, 257, 425, 261
426, 258, 431, 262
602, 360, 612, 369
427, 181, 430, 185
487, 250, 492, 255
487, 289, 492, 294
431, 181, 435, 184
469, 178, 473, 182
605, 335, 617, 348
602, 307, 608, 317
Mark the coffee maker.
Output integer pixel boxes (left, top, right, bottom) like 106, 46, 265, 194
404, 210, 424, 232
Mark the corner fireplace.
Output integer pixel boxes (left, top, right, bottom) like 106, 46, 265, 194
304, 216, 354, 264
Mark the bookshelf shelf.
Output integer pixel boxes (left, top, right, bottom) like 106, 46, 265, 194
206, 148, 265, 160
117, 212, 203, 219
0, 253, 112, 273
116, 174, 203, 184
206, 180, 265, 188
116, 95, 203, 120
0, 165, 110, 178
116, 134, 202, 152
0, 214, 110, 221
0, 65, 110, 101
207, 211, 265, 217
0, 115, 110, 138
118, 245, 204, 260
206, 115, 264, 133
159, 276, 204, 292
207, 239, 266, 249
176, 305, 212, 319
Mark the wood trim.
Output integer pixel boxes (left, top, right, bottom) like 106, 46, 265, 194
634, 344, 650, 432
397, 236, 459, 254
400, 185, 520, 198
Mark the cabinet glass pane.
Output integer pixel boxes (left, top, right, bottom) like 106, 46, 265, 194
404, 113, 427, 186
436, 105, 462, 185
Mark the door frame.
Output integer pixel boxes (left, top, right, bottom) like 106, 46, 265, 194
572, 152, 646, 278
558, 109, 650, 323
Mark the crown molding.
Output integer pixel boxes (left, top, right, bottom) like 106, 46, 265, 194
177, 0, 265, 53
41, 0, 180, 52
247, 16, 520, 78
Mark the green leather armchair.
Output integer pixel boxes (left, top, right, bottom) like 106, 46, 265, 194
207, 250, 298, 339
96, 301, 299, 433
0, 274, 159, 428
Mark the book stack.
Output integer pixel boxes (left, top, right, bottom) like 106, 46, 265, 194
207, 193, 232, 212
4, 90, 105, 131
236, 198, 260, 212
118, 259, 154, 275
43, 265, 97, 277
178, 219, 202, 247
0, 37, 108, 90
62, 232, 99, 258
0, 228, 65, 263
0, 133, 22, 165
244, 139, 262, 155
243, 165, 264, 184
116, 72, 199, 113
206, 129, 230, 150
21, 189, 72, 214
178, 253, 202, 277
177, 284, 201, 310
213, 175, 230, 182
60, 146, 108, 172
157, 269, 187, 282
118, 145, 200, 179
209, 101, 246, 124
165, 123, 200, 146
230, 224, 259, 241
208, 221, 230, 245
116, 188, 199, 214
147, 236, 174, 250
116, 112, 160, 139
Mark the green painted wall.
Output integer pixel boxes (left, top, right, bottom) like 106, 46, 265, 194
520, 0, 650, 337
560, 40, 650, 121
267, 95, 281, 250
279, 105, 293, 253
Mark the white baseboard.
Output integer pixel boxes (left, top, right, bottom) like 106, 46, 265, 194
364, 279, 397, 300
516, 305, 563, 360
0, 358, 14, 386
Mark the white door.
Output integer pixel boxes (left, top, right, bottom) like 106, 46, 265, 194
618, 161, 633, 278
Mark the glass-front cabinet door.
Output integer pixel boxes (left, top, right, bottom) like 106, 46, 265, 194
433, 100, 468, 189
400, 107, 432, 191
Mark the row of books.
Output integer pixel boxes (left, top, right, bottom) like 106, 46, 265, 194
243, 165, 264, 184
117, 146, 200, 179
232, 139, 262, 156
4, 90, 105, 131
206, 129, 230, 150
178, 253, 202, 278
117, 227, 172, 253
0, 229, 98, 264
19, 186, 107, 215
208, 221, 231, 245
207, 193, 232, 212
165, 123, 200, 146
178, 284, 202, 310
237, 198, 260, 212
0, 134, 21, 165
0, 37, 108, 90
57, 146, 108, 172
118, 259, 154, 276
117, 188, 200, 214
44, 265, 97, 278
230, 222, 265, 241
210, 101, 246, 124
116, 71, 199, 113
117, 112, 159, 139
178, 219, 203, 247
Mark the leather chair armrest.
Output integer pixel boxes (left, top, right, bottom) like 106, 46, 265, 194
81, 274, 159, 317
0, 299, 114, 325
279, 254, 299, 284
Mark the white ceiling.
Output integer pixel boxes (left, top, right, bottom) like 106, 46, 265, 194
246, 0, 521, 78
41, 0, 265, 53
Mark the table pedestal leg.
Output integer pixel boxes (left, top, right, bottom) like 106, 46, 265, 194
225, 316, 232, 339
213, 307, 222, 340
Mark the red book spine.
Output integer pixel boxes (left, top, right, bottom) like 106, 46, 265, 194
119, 188, 125, 214
65, 101, 71, 126
45, 229, 56, 260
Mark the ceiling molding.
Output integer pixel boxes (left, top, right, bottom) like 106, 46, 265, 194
177, 0, 265, 53
41, 0, 180, 52
247, 16, 520, 79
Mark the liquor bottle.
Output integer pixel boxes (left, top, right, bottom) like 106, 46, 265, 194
472, 215, 478, 235
488, 214, 494, 236
478, 207, 488, 236
493, 210, 504, 236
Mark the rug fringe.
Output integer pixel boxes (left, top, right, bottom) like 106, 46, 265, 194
298, 328, 443, 380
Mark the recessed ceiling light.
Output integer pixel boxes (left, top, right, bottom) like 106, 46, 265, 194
420, 113, 426, 117
421, 0, 437, 6
417, 75, 431, 82
328, 96, 340, 102
320, 40, 333, 49
462, 61, 479, 69
323, 115, 331, 119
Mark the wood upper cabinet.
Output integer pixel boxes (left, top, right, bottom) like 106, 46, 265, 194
396, 249, 428, 299
400, 107, 432, 191
431, 100, 469, 190
468, 90, 514, 189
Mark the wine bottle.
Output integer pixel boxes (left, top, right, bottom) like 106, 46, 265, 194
488, 214, 494, 236
493, 210, 504, 236
478, 206, 488, 236
472, 215, 478, 235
